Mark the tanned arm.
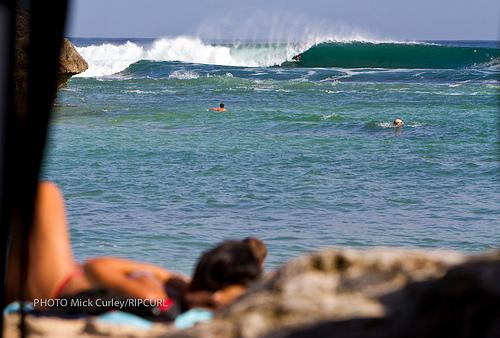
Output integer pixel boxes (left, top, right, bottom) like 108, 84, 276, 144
83, 257, 187, 299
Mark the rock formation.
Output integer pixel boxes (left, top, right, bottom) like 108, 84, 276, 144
56, 38, 89, 88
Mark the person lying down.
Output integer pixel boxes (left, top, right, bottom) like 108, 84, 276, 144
5, 181, 267, 321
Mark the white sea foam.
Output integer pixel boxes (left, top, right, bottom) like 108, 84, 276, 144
168, 70, 200, 80
123, 89, 159, 94
76, 41, 144, 77
378, 122, 394, 128
378, 121, 422, 128
124, 89, 149, 94
76, 35, 401, 78
321, 113, 339, 120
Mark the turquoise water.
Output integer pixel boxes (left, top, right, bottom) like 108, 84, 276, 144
43, 39, 500, 274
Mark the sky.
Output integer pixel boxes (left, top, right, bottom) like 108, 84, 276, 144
67, 0, 499, 41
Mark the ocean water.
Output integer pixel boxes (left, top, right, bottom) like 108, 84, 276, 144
43, 37, 500, 274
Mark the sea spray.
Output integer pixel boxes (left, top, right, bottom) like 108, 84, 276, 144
76, 36, 305, 77
75, 34, 383, 77
76, 41, 143, 77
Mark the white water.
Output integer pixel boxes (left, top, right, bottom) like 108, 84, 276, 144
76, 35, 391, 78
168, 70, 200, 80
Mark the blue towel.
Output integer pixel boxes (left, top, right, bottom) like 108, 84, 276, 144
96, 311, 153, 330
3, 302, 34, 316
174, 308, 213, 329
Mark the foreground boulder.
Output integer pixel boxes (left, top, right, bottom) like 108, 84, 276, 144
3, 248, 499, 338
263, 250, 500, 338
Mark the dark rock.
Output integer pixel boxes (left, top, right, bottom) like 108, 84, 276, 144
14, 7, 88, 113
267, 254, 500, 338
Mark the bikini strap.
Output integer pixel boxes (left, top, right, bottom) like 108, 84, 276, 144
52, 269, 85, 299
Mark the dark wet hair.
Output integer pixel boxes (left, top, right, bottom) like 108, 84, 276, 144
220, 103, 224, 108
243, 237, 267, 263
189, 239, 262, 292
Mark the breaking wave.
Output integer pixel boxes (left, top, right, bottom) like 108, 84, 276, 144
75, 36, 499, 77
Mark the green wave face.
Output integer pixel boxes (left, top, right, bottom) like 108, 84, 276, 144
288, 42, 500, 69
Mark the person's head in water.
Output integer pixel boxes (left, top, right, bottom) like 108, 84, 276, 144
393, 118, 404, 127
209, 103, 226, 112
189, 238, 265, 293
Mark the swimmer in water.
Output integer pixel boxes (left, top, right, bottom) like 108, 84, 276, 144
209, 103, 226, 112
393, 118, 404, 127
